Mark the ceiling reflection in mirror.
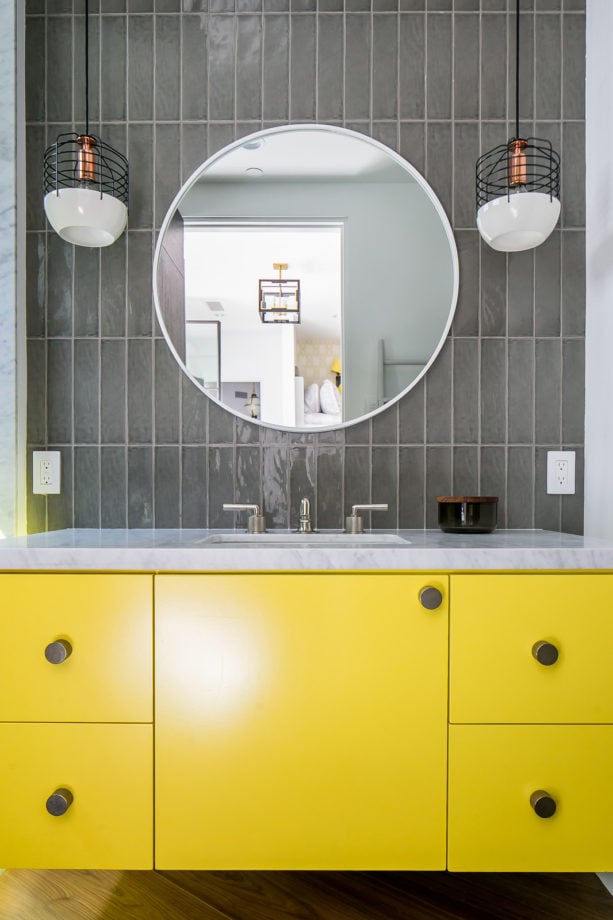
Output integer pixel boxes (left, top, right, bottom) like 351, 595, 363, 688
154, 125, 458, 431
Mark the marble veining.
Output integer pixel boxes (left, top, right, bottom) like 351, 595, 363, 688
0, 529, 612, 572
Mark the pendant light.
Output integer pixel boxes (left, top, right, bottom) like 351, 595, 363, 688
43, 0, 128, 248
476, 0, 560, 252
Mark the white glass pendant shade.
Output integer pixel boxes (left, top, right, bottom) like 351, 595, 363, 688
44, 187, 127, 248
477, 191, 561, 253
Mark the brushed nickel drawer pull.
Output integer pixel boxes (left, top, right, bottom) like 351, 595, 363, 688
530, 789, 557, 819
46, 788, 74, 816
45, 639, 72, 664
419, 587, 443, 610
532, 641, 559, 666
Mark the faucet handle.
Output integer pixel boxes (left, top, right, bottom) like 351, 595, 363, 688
223, 503, 266, 534
345, 503, 389, 534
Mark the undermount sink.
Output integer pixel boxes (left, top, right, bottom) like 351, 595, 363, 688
197, 532, 411, 548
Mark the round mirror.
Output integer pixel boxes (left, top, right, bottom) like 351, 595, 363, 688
154, 124, 458, 432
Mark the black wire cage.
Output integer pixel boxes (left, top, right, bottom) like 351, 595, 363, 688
44, 133, 129, 204
476, 137, 560, 210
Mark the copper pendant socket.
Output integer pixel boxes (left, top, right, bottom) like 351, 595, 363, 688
508, 138, 528, 187
76, 134, 98, 183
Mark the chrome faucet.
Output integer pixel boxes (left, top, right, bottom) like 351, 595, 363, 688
296, 497, 313, 534
223, 503, 266, 534
345, 503, 388, 534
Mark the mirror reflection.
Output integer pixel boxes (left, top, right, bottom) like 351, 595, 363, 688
154, 125, 458, 431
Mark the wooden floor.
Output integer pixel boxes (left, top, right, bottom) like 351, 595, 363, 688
0, 870, 611, 920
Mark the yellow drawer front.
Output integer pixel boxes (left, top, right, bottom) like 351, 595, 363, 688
0, 723, 153, 869
155, 573, 449, 870
448, 724, 613, 872
450, 574, 613, 723
0, 574, 152, 722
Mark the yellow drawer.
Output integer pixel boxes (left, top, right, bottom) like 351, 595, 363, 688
448, 724, 613, 871
0, 722, 153, 868
0, 574, 152, 722
449, 574, 613, 723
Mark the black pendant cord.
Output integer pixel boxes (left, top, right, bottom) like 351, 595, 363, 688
84, 0, 89, 136
515, 0, 520, 139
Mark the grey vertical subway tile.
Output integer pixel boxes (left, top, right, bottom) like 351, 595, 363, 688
27, 126, 46, 232
426, 123, 452, 220
345, 417, 371, 446
155, 15, 181, 121
128, 446, 153, 526
155, 338, 181, 444
101, 339, 126, 443
47, 340, 73, 444
289, 446, 315, 527
262, 444, 288, 526
316, 446, 343, 529
425, 446, 451, 527
562, 122, 585, 228
47, 446, 73, 531
182, 375, 208, 443
453, 231, 479, 335
27, 340, 46, 446
480, 244, 507, 336
236, 415, 261, 445
399, 446, 425, 527
399, 14, 424, 119
318, 428, 346, 447
371, 121, 397, 151
26, 233, 46, 338
428, 0, 451, 8
564, 0, 585, 8
238, 0, 262, 10
127, 339, 153, 443
480, 446, 506, 522
425, 337, 452, 443
318, 14, 343, 122
264, 0, 289, 9
100, 235, 127, 337
563, 13, 585, 119
535, 447, 561, 531
128, 125, 154, 229
507, 446, 534, 528
209, 15, 236, 120
236, 444, 262, 505
182, 15, 208, 120
480, 338, 506, 444
291, 0, 315, 11
26, 15, 45, 122
46, 17, 72, 124
561, 446, 583, 535
74, 447, 100, 527
345, 15, 371, 120
182, 446, 208, 527
534, 230, 561, 336
399, 122, 425, 175
210, 0, 235, 10
181, 124, 208, 182
562, 231, 585, 335
481, 15, 508, 119
535, 13, 561, 119
454, 123, 479, 229
290, 14, 316, 120
101, 442, 127, 527
74, 247, 99, 337
74, 340, 99, 444
155, 446, 181, 527
101, 16, 127, 121
562, 337, 584, 444
320, 0, 342, 9
263, 15, 289, 121
535, 338, 562, 444
426, 13, 451, 119
47, 234, 73, 337
372, 403, 398, 444
372, 14, 397, 120
507, 249, 534, 336
453, 338, 479, 444
209, 398, 234, 443
454, 13, 479, 120
452, 446, 479, 496
344, 445, 370, 513
155, 124, 182, 229
128, 232, 154, 336
372, 446, 398, 528
128, 15, 154, 121
236, 15, 262, 120
399, 378, 425, 443
508, 338, 534, 444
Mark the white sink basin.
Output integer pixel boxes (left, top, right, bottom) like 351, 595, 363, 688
197, 532, 411, 548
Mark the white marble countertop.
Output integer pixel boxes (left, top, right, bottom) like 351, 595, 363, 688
0, 528, 612, 571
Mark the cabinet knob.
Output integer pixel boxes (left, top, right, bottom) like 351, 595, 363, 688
419, 586, 443, 610
46, 788, 74, 817
45, 639, 72, 665
532, 640, 559, 666
530, 789, 557, 819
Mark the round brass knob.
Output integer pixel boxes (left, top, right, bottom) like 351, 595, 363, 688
46, 788, 74, 817
419, 586, 443, 610
530, 790, 557, 819
45, 639, 72, 665
532, 641, 559, 666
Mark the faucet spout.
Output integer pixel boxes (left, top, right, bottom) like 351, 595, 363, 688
296, 497, 313, 534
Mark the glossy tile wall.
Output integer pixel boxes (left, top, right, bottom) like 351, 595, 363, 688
25, 0, 586, 534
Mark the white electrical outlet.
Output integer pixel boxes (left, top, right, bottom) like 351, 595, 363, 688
33, 451, 61, 495
546, 450, 575, 495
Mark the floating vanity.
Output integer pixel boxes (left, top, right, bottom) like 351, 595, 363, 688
0, 527, 612, 873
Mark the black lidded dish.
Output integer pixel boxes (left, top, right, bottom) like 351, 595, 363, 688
437, 496, 498, 534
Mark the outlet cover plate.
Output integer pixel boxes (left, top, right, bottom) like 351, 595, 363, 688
546, 450, 576, 495
33, 450, 61, 495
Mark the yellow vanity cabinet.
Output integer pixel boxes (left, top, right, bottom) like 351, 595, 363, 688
0, 574, 154, 869
448, 574, 613, 872
154, 572, 449, 870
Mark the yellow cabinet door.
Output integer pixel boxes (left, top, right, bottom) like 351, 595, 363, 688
448, 724, 613, 872
0, 723, 153, 869
0, 574, 152, 722
450, 574, 613, 723
155, 573, 448, 870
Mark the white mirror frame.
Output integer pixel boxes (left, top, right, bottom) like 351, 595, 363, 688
153, 124, 459, 434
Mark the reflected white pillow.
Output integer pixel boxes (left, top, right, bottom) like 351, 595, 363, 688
320, 379, 341, 415
304, 382, 320, 414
